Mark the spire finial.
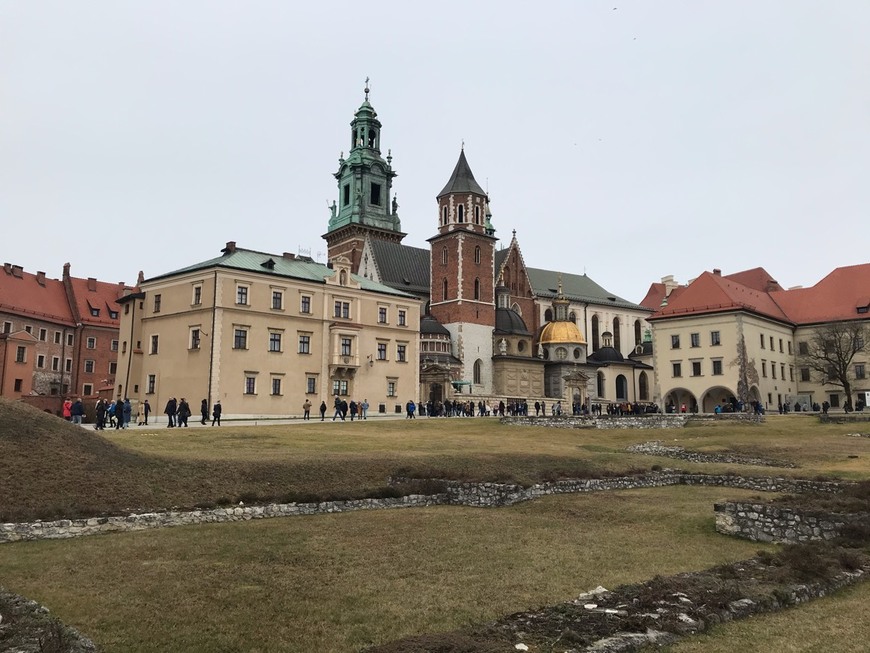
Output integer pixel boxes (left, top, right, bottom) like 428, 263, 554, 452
558, 273, 564, 296
364, 77, 370, 101
461, 139, 464, 151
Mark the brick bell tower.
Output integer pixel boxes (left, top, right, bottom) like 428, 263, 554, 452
323, 80, 405, 272
428, 148, 498, 390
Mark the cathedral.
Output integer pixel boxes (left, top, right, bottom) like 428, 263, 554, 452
324, 85, 655, 409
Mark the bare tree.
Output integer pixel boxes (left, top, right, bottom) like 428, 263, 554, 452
730, 335, 760, 408
799, 321, 869, 411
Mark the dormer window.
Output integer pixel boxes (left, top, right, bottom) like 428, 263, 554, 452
90, 307, 100, 317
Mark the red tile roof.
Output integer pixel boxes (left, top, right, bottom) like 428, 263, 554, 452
0, 266, 75, 326
66, 276, 130, 327
640, 283, 667, 311
649, 264, 870, 325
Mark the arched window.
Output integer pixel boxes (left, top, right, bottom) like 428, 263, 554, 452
474, 205, 480, 224
474, 278, 481, 300
442, 206, 448, 226
474, 246, 481, 264
615, 374, 628, 400
597, 372, 605, 398
442, 279, 448, 301
634, 319, 642, 345
638, 371, 649, 400
544, 308, 553, 322
441, 247, 448, 265
511, 302, 522, 316
569, 311, 576, 323
613, 317, 621, 353
473, 359, 482, 384
591, 315, 600, 351
457, 205, 464, 223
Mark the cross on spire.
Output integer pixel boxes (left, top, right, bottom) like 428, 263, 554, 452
364, 77, 370, 101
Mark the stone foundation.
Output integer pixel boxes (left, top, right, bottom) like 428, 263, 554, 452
714, 501, 870, 543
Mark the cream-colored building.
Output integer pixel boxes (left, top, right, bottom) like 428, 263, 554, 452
643, 266, 870, 412
115, 242, 420, 419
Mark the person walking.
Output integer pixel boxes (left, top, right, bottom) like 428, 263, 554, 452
302, 399, 312, 420
349, 400, 358, 421
319, 400, 327, 421
212, 400, 222, 426
333, 396, 344, 421
177, 398, 191, 427
143, 399, 151, 425
165, 397, 177, 427
95, 398, 107, 430
360, 399, 369, 420
123, 398, 132, 428
200, 399, 209, 425
114, 398, 124, 430
406, 399, 416, 419
70, 398, 85, 425
62, 398, 72, 421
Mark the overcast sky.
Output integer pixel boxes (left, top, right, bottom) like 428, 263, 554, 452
2, 1, 868, 303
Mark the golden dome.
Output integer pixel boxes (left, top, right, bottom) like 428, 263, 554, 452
539, 321, 586, 345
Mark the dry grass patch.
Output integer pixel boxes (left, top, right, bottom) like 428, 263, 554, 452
0, 487, 767, 652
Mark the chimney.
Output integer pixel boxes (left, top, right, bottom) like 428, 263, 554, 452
63, 262, 71, 279
11, 265, 23, 278
713, 268, 721, 276
282, 252, 296, 260
3, 263, 11, 275
137, 271, 145, 285
87, 277, 97, 291
36, 271, 46, 286
222, 241, 237, 254
660, 275, 680, 296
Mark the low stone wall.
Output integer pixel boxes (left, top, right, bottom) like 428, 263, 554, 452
0, 473, 850, 545
504, 415, 692, 429
714, 501, 870, 543
820, 413, 870, 424
627, 441, 797, 468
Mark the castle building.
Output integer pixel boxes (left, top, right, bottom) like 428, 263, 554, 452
114, 243, 420, 419
327, 87, 656, 408
0, 262, 132, 407
642, 265, 870, 412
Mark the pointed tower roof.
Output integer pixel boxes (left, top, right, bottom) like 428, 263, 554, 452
438, 149, 486, 197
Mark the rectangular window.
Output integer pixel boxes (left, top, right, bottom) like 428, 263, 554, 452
691, 361, 702, 376
690, 333, 700, 348
387, 380, 397, 397
710, 331, 720, 346
109, 310, 118, 319
780, 363, 786, 380
65, 358, 72, 372
109, 361, 117, 374
761, 360, 767, 377
38, 328, 47, 341
37, 354, 45, 369
153, 294, 161, 312
52, 356, 60, 371
13, 379, 22, 392
271, 377, 282, 396
236, 286, 249, 305
272, 291, 283, 310
234, 329, 248, 350
771, 363, 777, 379
343, 184, 350, 207
53, 331, 61, 344
760, 333, 765, 349
672, 362, 682, 377
83, 383, 93, 396
269, 332, 282, 352
778, 338, 784, 353
245, 376, 256, 395
24, 325, 32, 334
300, 295, 311, 314
86, 337, 96, 349
770, 336, 775, 350
789, 366, 794, 381
66, 333, 74, 347
712, 360, 723, 375
378, 307, 387, 324
124, 304, 130, 315
332, 379, 349, 396
341, 337, 352, 356
334, 300, 350, 318
193, 285, 202, 305
397, 344, 407, 362
90, 307, 100, 317
671, 334, 680, 349
377, 342, 387, 360
147, 375, 156, 394
800, 367, 811, 382
306, 377, 316, 394
798, 341, 808, 355
190, 328, 201, 350
15, 346, 26, 363
2, 321, 11, 334
398, 309, 407, 326
84, 360, 95, 373
298, 334, 311, 354
856, 364, 866, 380
150, 335, 159, 354
370, 182, 382, 206
788, 341, 793, 355
109, 339, 118, 352
829, 394, 840, 408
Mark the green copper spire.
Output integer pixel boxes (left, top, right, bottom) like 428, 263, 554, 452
328, 81, 401, 234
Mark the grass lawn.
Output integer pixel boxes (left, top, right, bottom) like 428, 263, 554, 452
2, 399, 870, 651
